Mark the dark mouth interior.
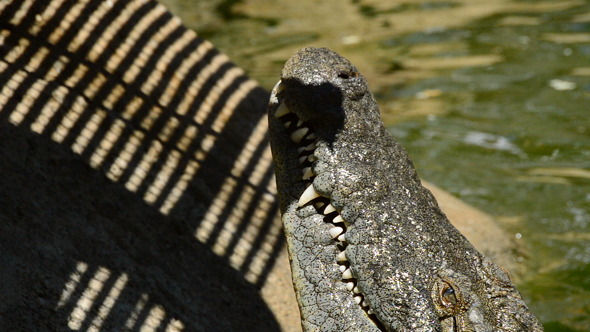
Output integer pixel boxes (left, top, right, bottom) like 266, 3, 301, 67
273, 95, 386, 331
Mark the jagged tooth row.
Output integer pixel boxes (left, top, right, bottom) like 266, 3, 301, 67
295, 180, 378, 316
299, 192, 381, 318
277, 98, 376, 317
293, 175, 371, 312
276, 102, 317, 176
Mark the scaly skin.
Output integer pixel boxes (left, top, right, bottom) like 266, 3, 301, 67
268, 47, 543, 331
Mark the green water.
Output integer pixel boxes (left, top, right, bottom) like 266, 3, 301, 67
164, 0, 590, 329
387, 7, 590, 331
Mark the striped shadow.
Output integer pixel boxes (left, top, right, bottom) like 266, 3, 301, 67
0, 0, 284, 330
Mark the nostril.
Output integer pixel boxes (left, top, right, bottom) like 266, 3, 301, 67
338, 71, 358, 79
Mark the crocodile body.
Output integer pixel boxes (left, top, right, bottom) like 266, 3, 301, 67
268, 47, 543, 331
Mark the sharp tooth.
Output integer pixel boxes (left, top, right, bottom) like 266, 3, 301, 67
296, 119, 303, 127
325, 204, 336, 214
298, 185, 320, 206
291, 127, 309, 143
353, 286, 360, 294
367, 309, 374, 315
346, 282, 354, 291
308, 155, 317, 162
297, 142, 315, 153
332, 215, 344, 223
270, 81, 282, 103
342, 268, 353, 279
339, 265, 346, 272
302, 167, 314, 180
337, 233, 346, 242
329, 226, 344, 239
274, 102, 290, 118
337, 251, 347, 262
354, 296, 362, 305
298, 155, 308, 164
274, 80, 285, 94
306, 133, 317, 140
362, 299, 370, 307
314, 201, 326, 209
284, 121, 292, 128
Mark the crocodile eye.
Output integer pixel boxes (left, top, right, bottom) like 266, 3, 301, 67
441, 283, 458, 307
432, 278, 466, 319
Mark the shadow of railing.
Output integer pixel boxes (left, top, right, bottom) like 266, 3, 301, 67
0, 0, 284, 330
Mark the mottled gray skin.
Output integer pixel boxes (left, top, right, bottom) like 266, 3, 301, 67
268, 48, 543, 331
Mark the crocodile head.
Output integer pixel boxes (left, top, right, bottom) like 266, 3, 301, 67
268, 47, 543, 331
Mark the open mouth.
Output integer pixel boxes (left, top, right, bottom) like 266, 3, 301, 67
269, 80, 385, 328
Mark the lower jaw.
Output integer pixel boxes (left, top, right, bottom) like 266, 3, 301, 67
269, 86, 385, 329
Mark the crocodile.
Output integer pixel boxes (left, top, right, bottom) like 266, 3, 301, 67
268, 47, 543, 331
